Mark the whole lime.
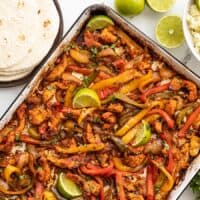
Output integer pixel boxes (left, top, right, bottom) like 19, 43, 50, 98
115, 0, 145, 16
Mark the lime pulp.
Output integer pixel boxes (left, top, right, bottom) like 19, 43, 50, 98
72, 88, 101, 108
146, 0, 175, 12
155, 15, 184, 49
131, 120, 151, 146
57, 173, 82, 198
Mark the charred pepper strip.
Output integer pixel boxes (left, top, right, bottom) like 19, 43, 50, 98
141, 83, 170, 102
178, 105, 200, 138
55, 143, 105, 154
147, 109, 175, 128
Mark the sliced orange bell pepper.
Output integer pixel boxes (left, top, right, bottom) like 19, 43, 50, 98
90, 69, 140, 91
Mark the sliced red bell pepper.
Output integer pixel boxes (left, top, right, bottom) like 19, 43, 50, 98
140, 83, 170, 102
67, 65, 93, 75
160, 133, 174, 174
146, 165, 154, 200
98, 71, 112, 80
147, 109, 175, 128
98, 87, 119, 100
35, 182, 44, 200
52, 102, 63, 112
115, 171, 127, 200
95, 177, 105, 200
178, 105, 200, 138
80, 162, 114, 176
112, 59, 126, 73
20, 135, 41, 145
152, 165, 158, 184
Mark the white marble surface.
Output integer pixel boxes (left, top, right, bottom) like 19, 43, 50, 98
0, 0, 199, 199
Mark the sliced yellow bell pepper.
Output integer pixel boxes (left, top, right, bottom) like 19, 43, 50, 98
115, 108, 151, 137
90, 69, 141, 91
78, 107, 96, 125
55, 143, 105, 154
139, 73, 160, 92
4, 165, 21, 183
64, 83, 77, 107
119, 71, 152, 94
151, 160, 174, 197
44, 191, 57, 200
144, 114, 160, 123
70, 49, 90, 64
0, 183, 33, 195
113, 157, 137, 173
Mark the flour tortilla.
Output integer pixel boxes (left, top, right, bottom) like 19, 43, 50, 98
0, 66, 35, 76
0, 0, 60, 78
0, 70, 32, 82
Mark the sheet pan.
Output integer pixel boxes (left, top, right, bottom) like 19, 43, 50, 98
0, 4, 199, 199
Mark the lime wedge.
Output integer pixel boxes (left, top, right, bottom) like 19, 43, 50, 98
73, 88, 101, 108
155, 15, 184, 49
57, 173, 82, 198
146, 0, 175, 12
195, 0, 200, 10
131, 120, 151, 147
115, 0, 145, 15
86, 15, 114, 31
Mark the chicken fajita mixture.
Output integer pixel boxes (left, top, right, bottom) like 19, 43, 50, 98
0, 15, 200, 200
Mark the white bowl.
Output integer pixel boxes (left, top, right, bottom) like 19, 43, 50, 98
183, 0, 200, 62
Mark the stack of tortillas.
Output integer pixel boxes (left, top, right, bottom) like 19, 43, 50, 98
0, 0, 60, 82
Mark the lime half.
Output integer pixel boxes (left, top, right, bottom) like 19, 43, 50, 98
73, 88, 101, 108
147, 0, 175, 12
86, 15, 114, 31
131, 120, 151, 146
196, 0, 200, 10
57, 173, 82, 198
115, 0, 145, 16
155, 15, 184, 49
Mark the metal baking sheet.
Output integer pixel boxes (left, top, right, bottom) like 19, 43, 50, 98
0, 4, 200, 199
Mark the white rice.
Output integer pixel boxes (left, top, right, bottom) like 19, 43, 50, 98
187, 4, 200, 53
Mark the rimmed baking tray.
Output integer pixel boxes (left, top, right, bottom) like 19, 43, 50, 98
0, 4, 200, 199
0, 0, 64, 87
